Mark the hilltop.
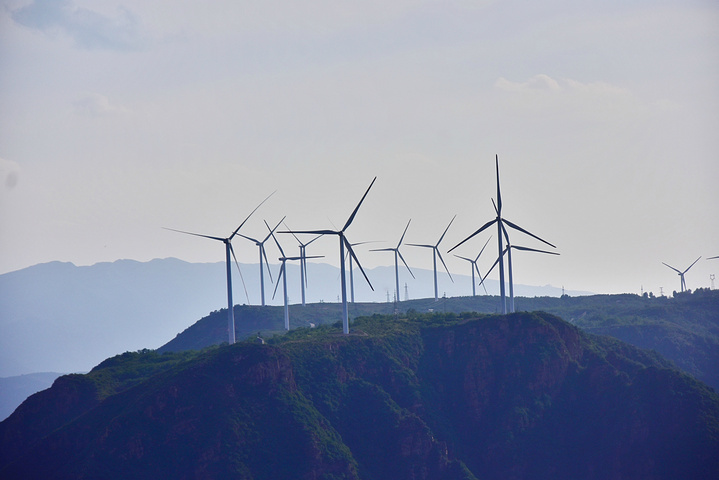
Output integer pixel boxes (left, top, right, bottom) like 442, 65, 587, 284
161, 289, 719, 390
2, 312, 717, 479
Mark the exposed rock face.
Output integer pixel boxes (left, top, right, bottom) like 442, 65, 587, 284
1, 312, 718, 480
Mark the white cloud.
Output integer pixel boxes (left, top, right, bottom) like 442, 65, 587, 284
72, 93, 129, 117
10, 0, 148, 51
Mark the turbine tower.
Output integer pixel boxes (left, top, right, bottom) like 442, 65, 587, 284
280, 178, 376, 334
164, 192, 274, 344
284, 222, 322, 306
237, 216, 285, 306
449, 155, 555, 313
662, 257, 701, 292
372, 219, 415, 305
454, 236, 492, 297
408, 215, 456, 301
269, 222, 322, 330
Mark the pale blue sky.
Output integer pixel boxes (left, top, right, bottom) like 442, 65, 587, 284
1, 0, 717, 295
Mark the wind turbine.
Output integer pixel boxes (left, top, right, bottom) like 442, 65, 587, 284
237, 216, 285, 306
662, 257, 701, 292
372, 219, 415, 303
164, 192, 274, 344
480, 239, 559, 312
454, 236, 492, 297
407, 215, 456, 301
284, 222, 322, 306
449, 155, 555, 313
269, 223, 323, 330
280, 178, 376, 334
498, 220, 559, 312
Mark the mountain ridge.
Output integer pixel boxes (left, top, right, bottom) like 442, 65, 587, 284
1, 312, 717, 479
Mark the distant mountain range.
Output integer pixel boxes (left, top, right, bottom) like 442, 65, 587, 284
2, 312, 717, 479
0, 373, 62, 421
0, 258, 589, 377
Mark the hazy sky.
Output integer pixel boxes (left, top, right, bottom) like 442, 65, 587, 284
1, 0, 717, 296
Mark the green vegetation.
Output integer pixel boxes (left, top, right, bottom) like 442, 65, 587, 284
161, 289, 719, 389
3, 311, 717, 479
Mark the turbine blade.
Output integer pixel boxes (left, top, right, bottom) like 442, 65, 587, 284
305, 234, 323, 246
280, 229, 336, 236
229, 190, 276, 240
436, 249, 453, 282
476, 265, 489, 294
662, 262, 682, 274
262, 216, 286, 243
397, 250, 415, 279
454, 254, 474, 262
261, 245, 273, 283
407, 243, 433, 248
481, 255, 501, 285
267, 220, 285, 257
481, 245, 509, 285
371, 247, 396, 252
707, 256, 719, 260
285, 255, 324, 261
397, 219, 411, 248
503, 218, 556, 248
163, 227, 224, 242
282, 220, 302, 245
448, 219, 496, 253
436, 214, 456, 246
475, 236, 492, 262
272, 262, 285, 300
511, 245, 560, 255
683, 256, 702, 274
237, 233, 260, 244
342, 177, 377, 232
229, 243, 250, 305
492, 198, 499, 216
351, 240, 380, 247
345, 238, 374, 291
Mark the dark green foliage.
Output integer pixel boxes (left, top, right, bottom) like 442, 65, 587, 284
2, 312, 718, 479
161, 290, 719, 389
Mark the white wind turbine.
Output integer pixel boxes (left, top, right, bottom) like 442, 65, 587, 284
371, 219, 414, 303
237, 216, 285, 306
269, 222, 323, 330
662, 257, 702, 292
284, 222, 322, 306
407, 215, 456, 301
164, 192, 274, 344
450, 156, 555, 313
280, 178, 376, 334
454, 236, 492, 297
498, 219, 559, 312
